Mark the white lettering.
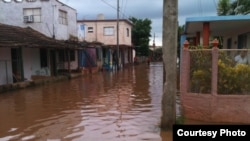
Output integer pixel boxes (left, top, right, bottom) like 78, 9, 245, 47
176, 129, 217, 138
177, 129, 184, 136
220, 129, 246, 136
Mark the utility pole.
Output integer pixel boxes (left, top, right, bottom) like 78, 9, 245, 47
52, 5, 56, 39
116, 0, 120, 70
153, 33, 156, 61
161, 0, 178, 130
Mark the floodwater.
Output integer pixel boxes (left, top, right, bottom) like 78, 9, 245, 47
0, 62, 175, 141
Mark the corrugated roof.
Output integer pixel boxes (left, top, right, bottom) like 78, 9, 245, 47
0, 23, 67, 48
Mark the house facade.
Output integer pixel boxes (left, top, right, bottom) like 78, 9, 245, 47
77, 15, 134, 70
0, 0, 79, 85
180, 15, 250, 123
0, 0, 77, 40
181, 15, 250, 49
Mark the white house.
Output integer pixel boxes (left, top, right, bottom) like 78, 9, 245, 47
0, 0, 79, 85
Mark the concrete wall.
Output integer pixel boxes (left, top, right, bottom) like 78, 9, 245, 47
77, 20, 132, 46
0, 48, 12, 85
60, 50, 79, 70
180, 45, 250, 123
22, 48, 43, 80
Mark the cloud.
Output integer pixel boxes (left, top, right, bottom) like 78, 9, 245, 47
59, 0, 219, 46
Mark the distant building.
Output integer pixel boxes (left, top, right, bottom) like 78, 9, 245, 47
77, 15, 135, 70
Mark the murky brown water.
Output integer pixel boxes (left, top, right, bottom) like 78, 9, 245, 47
0, 62, 174, 141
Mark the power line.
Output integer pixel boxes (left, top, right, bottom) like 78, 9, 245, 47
121, 0, 128, 18
101, 0, 129, 19
213, 0, 218, 10
101, 0, 117, 10
198, 0, 203, 16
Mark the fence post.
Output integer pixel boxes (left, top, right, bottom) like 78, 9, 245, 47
180, 40, 190, 94
211, 38, 219, 95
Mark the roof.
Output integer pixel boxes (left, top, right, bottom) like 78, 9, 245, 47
77, 19, 133, 26
56, 0, 76, 11
184, 15, 250, 37
0, 23, 67, 48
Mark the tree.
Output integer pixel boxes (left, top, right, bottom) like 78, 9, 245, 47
161, 0, 177, 130
217, 0, 250, 15
129, 17, 152, 56
234, 0, 250, 15
217, 0, 231, 15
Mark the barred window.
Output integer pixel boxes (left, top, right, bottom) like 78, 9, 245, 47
88, 27, 93, 33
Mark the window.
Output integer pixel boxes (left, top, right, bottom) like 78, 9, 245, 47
2, 0, 23, 2
104, 27, 114, 36
88, 27, 93, 33
3, 0, 11, 3
58, 50, 75, 62
126, 28, 129, 37
23, 8, 41, 22
59, 10, 67, 25
15, 0, 23, 2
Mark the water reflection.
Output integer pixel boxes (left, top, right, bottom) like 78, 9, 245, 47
0, 62, 172, 141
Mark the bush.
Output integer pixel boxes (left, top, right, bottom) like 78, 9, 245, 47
190, 50, 250, 94
218, 61, 250, 94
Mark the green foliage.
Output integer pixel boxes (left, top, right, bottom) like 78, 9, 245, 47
218, 61, 250, 94
175, 116, 185, 124
190, 49, 250, 94
190, 48, 212, 93
129, 17, 152, 56
217, 0, 250, 15
217, 0, 231, 15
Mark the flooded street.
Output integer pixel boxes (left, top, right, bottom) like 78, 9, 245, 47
0, 62, 173, 141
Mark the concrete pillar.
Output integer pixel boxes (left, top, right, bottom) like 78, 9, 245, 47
203, 22, 210, 48
211, 39, 219, 95
180, 40, 190, 94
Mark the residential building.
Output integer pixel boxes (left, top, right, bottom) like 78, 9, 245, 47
179, 15, 250, 123
0, 0, 79, 85
181, 15, 250, 49
77, 15, 135, 70
0, 0, 77, 40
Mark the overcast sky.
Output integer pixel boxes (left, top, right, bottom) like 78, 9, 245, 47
59, 0, 219, 46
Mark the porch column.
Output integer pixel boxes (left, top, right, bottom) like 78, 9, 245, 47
203, 22, 210, 48
67, 49, 71, 73
19, 47, 24, 81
